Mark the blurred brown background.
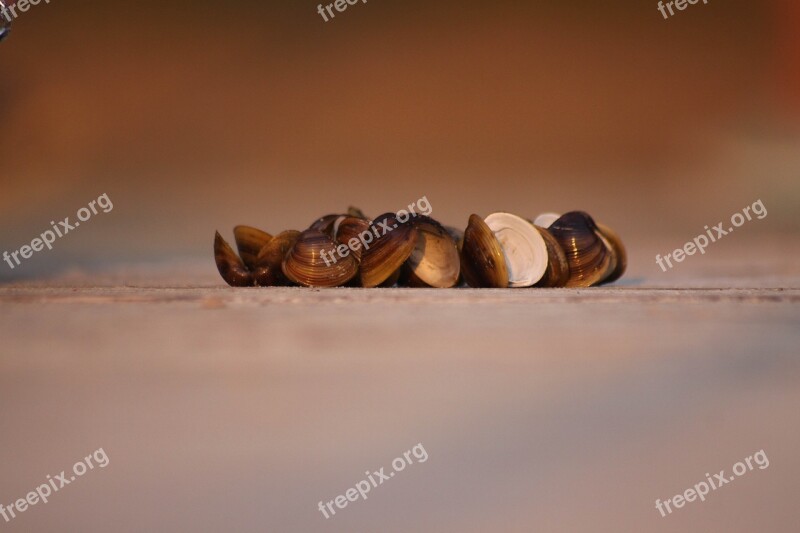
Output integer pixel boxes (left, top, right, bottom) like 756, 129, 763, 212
0, 0, 798, 281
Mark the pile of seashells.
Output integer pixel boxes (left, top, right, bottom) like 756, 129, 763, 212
214, 208, 626, 288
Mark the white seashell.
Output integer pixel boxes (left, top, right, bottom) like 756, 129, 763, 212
484, 212, 548, 287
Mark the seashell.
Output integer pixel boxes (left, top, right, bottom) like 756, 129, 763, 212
398, 266, 426, 287
483, 212, 549, 287
215, 207, 625, 289
379, 268, 402, 287
359, 213, 419, 288
594, 230, 618, 285
532, 213, 560, 229
532, 226, 570, 287
596, 223, 627, 284
535, 212, 626, 286
233, 226, 272, 269
282, 229, 358, 287
548, 211, 613, 287
252, 267, 283, 287
254, 230, 300, 286
460, 214, 509, 288
343, 266, 401, 287
308, 214, 344, 236
214, 231, 254, 287
404, 216, 461, 288
333, 216, 373, 263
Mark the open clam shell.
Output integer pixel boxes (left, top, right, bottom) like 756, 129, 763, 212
548, 211, 613, 287
460, 214, 509, 288
233, 225, 272, 269
359, 213, 419, 288
214, 231, 254, 287
282, 229, 358, 288
483, 212, 549, 287
404, 216, 461, 288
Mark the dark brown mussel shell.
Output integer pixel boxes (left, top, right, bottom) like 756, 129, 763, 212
233, 226, 272, 269
460, 214, 508, 288
548, 211, 612, 287
253, 230, 300, 286
282, 229, 358, 287
214, 231, 254, 287
334, 216, 373, 263
533, 226, 570, 288
403, 216, 461, 288
359, 213, 419, 288
596, 223, 627, 284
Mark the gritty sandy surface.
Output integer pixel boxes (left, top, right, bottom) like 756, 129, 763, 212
1, 261, 799, 532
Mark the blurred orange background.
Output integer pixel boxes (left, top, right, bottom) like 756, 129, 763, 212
0, 0, 798, 280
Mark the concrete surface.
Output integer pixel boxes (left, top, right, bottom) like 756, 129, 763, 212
0, 238, 798, 531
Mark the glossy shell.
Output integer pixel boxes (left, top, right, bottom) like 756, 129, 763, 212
548, 211, 612, 288
533, 226, 570, 288
596, 222, 627, 284
233, 225, 273, 269
460, 214, 509, 288
334, 216, 373, 263
359, 213, 419, 288
253, 230, 300, 286
214, 231, 253, 287
282, 229, 358, 287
